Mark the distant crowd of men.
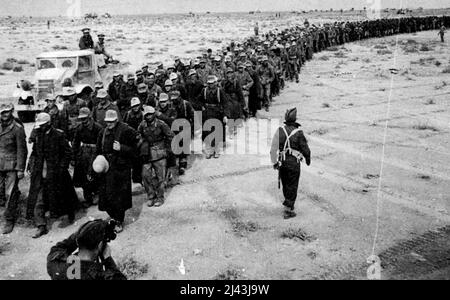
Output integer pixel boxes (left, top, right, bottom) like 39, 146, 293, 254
1, 15, 448, 238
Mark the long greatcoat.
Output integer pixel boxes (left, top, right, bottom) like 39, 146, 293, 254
96, 122, 137, 216
27, 127, 78, 218
222, 79, 245, 120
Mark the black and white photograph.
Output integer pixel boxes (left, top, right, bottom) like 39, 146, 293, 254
0, 0, 449, 284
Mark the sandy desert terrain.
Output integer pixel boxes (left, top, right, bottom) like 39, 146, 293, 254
0, 11, 449, 280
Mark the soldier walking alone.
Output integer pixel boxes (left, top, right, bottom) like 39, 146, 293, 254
270, 108, 311, 219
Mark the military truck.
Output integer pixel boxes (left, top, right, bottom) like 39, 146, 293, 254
14, 50, 104, 122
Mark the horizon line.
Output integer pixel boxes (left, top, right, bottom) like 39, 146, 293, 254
1, 7, 449, 18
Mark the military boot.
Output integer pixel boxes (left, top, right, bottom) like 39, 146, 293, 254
283, 208, 297, 219
2, 221, 14, 235
32, 226, 48, 239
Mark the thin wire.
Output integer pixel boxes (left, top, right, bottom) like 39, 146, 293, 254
371, 0, 406, 257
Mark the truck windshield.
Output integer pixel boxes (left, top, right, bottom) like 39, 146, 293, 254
37, 59, 57, 69
37, 57, 77, 69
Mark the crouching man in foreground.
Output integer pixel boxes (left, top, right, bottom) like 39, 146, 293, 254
47, 219, 126, 280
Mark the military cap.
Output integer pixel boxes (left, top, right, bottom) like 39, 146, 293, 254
35, 112, 51, 128
93, 155, 109, 174
159, 93, 169, 102
130, 97, 141, 108
226, 67, 234, 74
169, 73, 178, 81
76, 220, 109, 250
285, 107, 297, 123
207, 75, 217, 84
143, 106, 156, 116
188, 69, 197, 77
81, 28, 91, 33
137, 83, 148, 93
62, 87, 76, 96
169, 90, 181, 99
127, 74, 135, 80
96, 89, 108, 99
98, 34, 105, 38
104, 110, 118, 122
78, 107, 91, 119
136, 70, 143, 76
0, 103, 14, 113
94, 81, 104, 88
164, 79, 173, 86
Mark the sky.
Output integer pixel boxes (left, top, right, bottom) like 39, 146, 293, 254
1, 0, 449, 17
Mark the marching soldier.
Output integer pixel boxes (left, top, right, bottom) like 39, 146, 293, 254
28, 113, 79, 238
439, 25, 446, 42
270, 108, 311, 219
197, 75, 230, 159
108, 72, 126, 104
0, 103, 27, 234
169, 90, 195, 175
61, 86, 87, 141
123, 98, 144, 184
93, 89, 121, 128
138, 106, 174, 208
235, 64, 254, 119
72, 108, 103, 208
96, 110, 137, 233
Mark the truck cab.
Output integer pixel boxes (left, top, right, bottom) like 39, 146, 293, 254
14, 50, 102, 120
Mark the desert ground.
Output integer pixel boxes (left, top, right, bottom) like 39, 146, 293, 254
0, 11, 450, 280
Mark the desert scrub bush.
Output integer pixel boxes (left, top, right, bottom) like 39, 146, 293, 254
52, 45, 68, 50
322, 103, 330, 108
310, 128, 329, 135
334, 51, 347, 58
377, 49, 393, 55
403, 45, 418, 53
214, 266, 244, 280
374, 44, 387, 49
442, 66, 450, 73
1, 62, 14, 70
281, 228, 316, 242
412, 122, 439, 132
13, 66, 23, 72
419, 44, 432, 51
117, 257, 149, 280
434, 60, 441, 67
325, 46, 339, 52
424, 99, 435, 105
318, 55, 329, 61
17, 59, 30, 64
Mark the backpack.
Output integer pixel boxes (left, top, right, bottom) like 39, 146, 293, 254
279, 126, 303, 163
